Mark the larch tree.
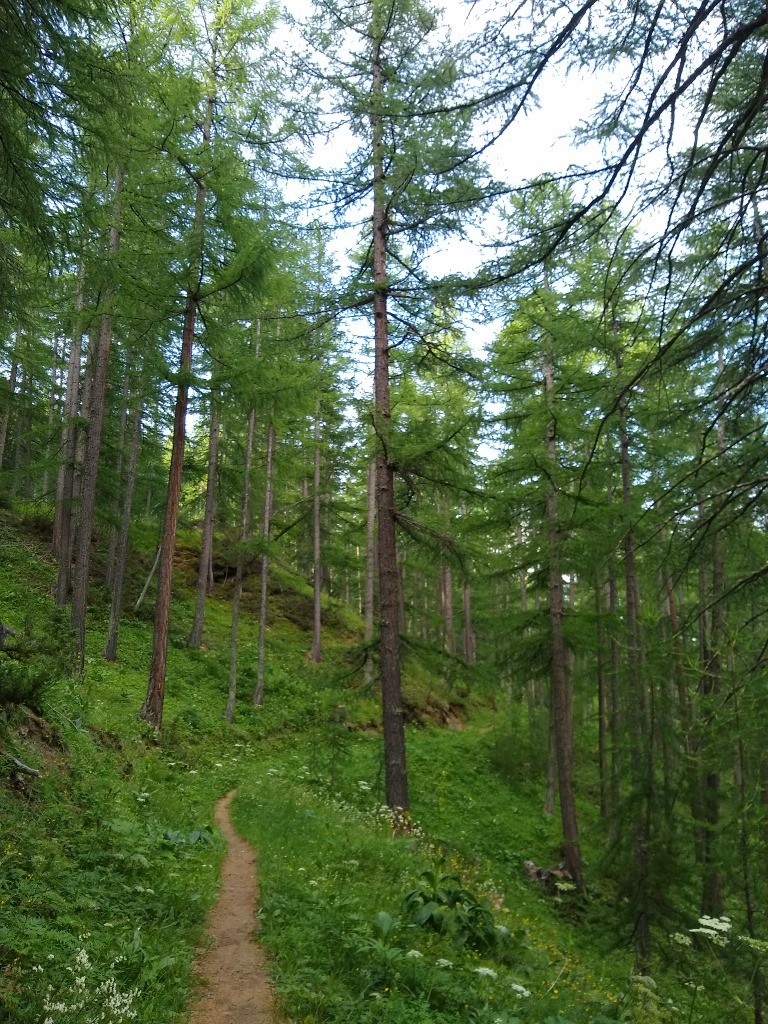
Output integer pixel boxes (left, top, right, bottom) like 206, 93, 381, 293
140, 0, 277, 726
301, 0, 491, 815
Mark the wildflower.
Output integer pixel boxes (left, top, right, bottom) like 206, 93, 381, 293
690, 916, 731, 947
670, 932, 692, 946
699, 915, 731, 932
405, 950, 423, 958
435, 958, 453, 968
510, 982, 531, 998
474, 966, 498, 979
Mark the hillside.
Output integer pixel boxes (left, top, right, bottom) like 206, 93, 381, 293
0, 509, 754, 1024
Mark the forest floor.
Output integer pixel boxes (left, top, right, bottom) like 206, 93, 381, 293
187, 790, 277, 1024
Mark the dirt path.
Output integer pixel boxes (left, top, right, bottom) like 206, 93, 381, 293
187, 789, 276, 1024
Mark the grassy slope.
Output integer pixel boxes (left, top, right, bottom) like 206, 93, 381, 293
0, 508, 750, 1024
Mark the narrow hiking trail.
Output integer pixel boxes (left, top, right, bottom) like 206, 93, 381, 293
187, 789, 276, 1024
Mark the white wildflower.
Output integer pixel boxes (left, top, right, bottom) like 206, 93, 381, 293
435, 958, 453, 968
510, 982, 531, 998
405, 949, 423, 958
474, 966, 498, 979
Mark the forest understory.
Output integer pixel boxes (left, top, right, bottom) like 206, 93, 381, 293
0, 510, 761, 1024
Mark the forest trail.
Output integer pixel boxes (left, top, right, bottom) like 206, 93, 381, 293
186, 789, 276, 1024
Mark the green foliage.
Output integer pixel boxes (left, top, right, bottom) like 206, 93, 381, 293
403, 868, 508, 953
0, 612, 73, 709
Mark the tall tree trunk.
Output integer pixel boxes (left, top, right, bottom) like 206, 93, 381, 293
41, 335, 61, 499
371, 18, 408, 815
104, 396, 142, 661
0, 359, 18, 472
52, 264, 83, 565
617, 356, 652, 970
595, 576, 608, 819
363, 459, 376, 686
462, 577, 475, 664
700, 356, 726, 917
226, 394, 256, 722
440, 561, 455, 655
71, 166, 124, 669
105, 373, 130, 590
606, 563, 622, 838
53, 302, 83, 601
253, 421, 275, 706
543, 346, 583, 889
309, 408, 323, 663
140, 75, 215, 726
188, 394, 219, 647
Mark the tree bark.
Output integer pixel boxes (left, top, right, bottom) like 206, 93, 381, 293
104, 396, 142, 661
188, 394, 219, 647
141, 72, 215, 726
226, 395, 255, 722
595, 576, 608, 819
134, 545, 161, 613
54, 264, 85, 592
0, 359, 18, 472
440, 561, 455, 655
309, 408, 323, 663
71, 165, 124, 669
253, 421, 275, 706
363, 458, 376, 686
699, 354, 726, 917
543, 345, 583, 889
105, 372, 130, 590
617, 355, 652, 970
371, 15, 408, 815
41, 334, 62, 499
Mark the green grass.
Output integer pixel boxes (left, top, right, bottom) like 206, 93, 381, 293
0, 510, 756, 1024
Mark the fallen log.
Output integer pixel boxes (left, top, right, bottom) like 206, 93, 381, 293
4, 755, 42, 778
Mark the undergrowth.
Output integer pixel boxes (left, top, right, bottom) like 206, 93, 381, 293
0, 511, 755, 1024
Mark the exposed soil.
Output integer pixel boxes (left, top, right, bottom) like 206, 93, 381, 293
187, 789, 276, 1024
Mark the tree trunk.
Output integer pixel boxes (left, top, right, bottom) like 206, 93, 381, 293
543, 346, 583, 889
371, 18, 408, 815
309, 408, 323, 663
226, 395, 255, 722
189, 394, 220, 647
0, 359, 18, 472
617, 358, 652, 970
363, 458, 376, 685
440, 561, 455, 655
104, 396, 142, 661
253, 421, 275, 706
595, 576, 608, 819
462, 578, 475, 664
71, 165, 124, 669
699, 362, 726, 917
53, 263, 86, 585
134, 545, 161, 613
105, 373, 130, 590
41, 335, 61, 499
606, 564, 622, 837
140, 76, 215, 726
